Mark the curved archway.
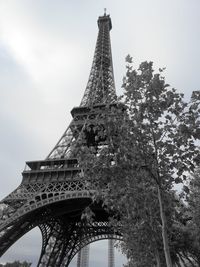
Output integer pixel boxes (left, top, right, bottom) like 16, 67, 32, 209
70, 239, 127, 267
0, 234, 126, 267
0, 196, 122, 266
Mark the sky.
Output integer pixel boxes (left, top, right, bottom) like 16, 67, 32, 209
0, 0, 199, 266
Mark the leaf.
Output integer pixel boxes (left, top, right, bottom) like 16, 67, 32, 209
125, 54, 133, 63
183, 185, 189, 194
175, 177, 182, 184
191, 90, 200, 101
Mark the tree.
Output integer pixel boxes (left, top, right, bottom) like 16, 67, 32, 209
187, 168, 200, 264
189, 168, 200, 226
79, 58, 200, 266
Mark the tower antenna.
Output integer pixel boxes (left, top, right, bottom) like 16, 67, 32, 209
104, 8, 107, 15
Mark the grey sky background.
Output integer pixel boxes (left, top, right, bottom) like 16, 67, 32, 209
0, 0, 199, 266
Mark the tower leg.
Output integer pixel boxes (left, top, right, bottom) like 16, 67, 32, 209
38, 222, 66, 267
108, 239, 115, 267
77, 249, 82, 267
77, 245, 90, 267
38, 221, 80, 267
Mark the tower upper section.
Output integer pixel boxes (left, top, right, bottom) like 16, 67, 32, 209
45, 13, 118, 159
80, 13, 116, 106
97, 13, 112, 30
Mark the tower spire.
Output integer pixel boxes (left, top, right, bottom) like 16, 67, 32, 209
80, 13, 116, 106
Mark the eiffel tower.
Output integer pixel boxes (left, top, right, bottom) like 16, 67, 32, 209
0, 11, 122, 266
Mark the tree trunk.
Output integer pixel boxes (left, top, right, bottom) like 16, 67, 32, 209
154, 247, 161, 267
157, 185, 172, 267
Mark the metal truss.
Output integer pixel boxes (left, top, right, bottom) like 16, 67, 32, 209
46, 103, 113, 160
38, 220, 121, 267
46, 121, 75, 159
0, 177, 97, 232
0, 168, 117, 265
108, 239, 115, 267
46, 114, 89, 159
80, 14, 116, 107
0, 186, 121, 265
0, 13, 121, 266
47, 14, 117, 160
77, 245, 89, 267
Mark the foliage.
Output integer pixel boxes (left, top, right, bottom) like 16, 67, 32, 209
0, 261, 31, 267
79, 58, 200, 266
187, 168, 200, 263
189, 168, 200, 226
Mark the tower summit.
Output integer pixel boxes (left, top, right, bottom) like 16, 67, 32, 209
0, 13, 121, 266
80, 12, 116, 106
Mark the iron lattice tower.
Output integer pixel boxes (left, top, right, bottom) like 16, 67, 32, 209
108, 239, 115, 267
77, 240, 115, 267
0, 12, 121, 266
77, 245, 89, 267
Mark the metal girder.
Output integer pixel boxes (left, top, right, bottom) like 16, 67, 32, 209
0, 190, 122, 265
0, 13, 121, 266
80, 14, 116, 107
108, 239, 115, 267
0, 172, 121, 265
38, 219, 121, 267
45, 14, 118, 160
77, 245, 89, 267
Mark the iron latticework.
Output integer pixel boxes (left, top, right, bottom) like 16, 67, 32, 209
77, 245, 89, 267
80, 14, 116, 107
108, 239, 115, 267
0, 12, 122, 266
47, 13, 117, 160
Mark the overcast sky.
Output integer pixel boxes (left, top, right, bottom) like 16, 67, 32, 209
0, 0, 199, 266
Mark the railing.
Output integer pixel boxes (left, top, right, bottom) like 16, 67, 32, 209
23, 158, 79, 172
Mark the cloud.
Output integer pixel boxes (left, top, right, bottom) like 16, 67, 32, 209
0, 0, 200, 265
0, 2, 90, 164
0, 1, 88, 104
